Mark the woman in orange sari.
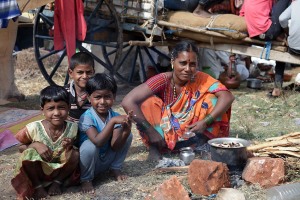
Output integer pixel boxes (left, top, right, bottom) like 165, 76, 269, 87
121, 40, 235, 160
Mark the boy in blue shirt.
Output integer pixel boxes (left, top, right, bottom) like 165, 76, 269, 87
78, 73, 133, 193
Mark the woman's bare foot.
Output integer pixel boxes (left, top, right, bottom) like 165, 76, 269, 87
110, 169, 128, 181
81, 181, 95, 194
33, 186, 48, 199
48, 181, 62, 196
193, 5, 212, 18
147, 146, 162, 162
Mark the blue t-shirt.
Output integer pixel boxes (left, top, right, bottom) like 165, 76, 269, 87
79, 107, 121, 155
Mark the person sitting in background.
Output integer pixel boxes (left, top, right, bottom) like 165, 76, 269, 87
239, 0, 290, 41
198, 48, 250, 81
279, 0, 300, 56
240, 0, 290, 97
121, 40, 235, 161
193, 0, 243, 17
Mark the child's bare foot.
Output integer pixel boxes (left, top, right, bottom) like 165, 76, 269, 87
110, 169, 128, 181
33, 185, 48, 199
81, 181, 95, 194
48, 181, 62, 196
147, 146, 162, 162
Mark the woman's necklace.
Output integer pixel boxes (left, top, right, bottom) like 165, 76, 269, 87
47, 123, 65, 141
172, 74, 177, 100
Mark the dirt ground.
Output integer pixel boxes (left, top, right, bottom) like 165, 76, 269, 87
1, 49, 300, 199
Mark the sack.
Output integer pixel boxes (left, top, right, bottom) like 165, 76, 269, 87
166, 11, 248, 40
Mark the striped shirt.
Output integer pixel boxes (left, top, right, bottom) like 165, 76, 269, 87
145, 73, 175, 105
64, 81, 91, 123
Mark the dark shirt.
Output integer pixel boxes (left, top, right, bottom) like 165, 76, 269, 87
64, 81, 91, 123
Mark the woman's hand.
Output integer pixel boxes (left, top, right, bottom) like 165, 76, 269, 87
147, 128, 167, 150
186, 120, 207, 134
32, 142, 53, 162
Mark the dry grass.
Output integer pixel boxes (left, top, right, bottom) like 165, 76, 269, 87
1, 49, 300, 199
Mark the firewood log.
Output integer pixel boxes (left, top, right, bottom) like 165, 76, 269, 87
263, 147, 300, 152
265, 151, 300, 158
265, 132, 300, 141
247, 138, 300, 151
154, 166, 189, 173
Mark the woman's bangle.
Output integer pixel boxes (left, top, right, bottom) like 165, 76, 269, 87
204, 114, 214, 126
138, 120, 151, 131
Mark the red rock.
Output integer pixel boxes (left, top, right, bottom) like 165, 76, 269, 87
242, 157, 285, 188
188, 159, 231, 196
145, 176, 190, 200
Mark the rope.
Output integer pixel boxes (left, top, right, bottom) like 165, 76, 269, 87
206, 15, 219, 30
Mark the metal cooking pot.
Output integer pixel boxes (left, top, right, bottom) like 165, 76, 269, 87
247, 78, 262, 89
208, 137, 250, 171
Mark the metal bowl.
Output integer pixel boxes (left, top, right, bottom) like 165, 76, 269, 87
247, 78, 262, 89
179, 147, 195, 165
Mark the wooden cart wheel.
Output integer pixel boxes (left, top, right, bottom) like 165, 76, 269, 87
102, 40, 171, 85
33, 0, 123, 85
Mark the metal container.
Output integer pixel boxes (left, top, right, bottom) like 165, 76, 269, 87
208, 137, 250, 170
247, 78, 262, 89
179, 147, 195, 165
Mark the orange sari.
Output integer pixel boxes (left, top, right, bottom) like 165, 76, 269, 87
141, 72, 231, 150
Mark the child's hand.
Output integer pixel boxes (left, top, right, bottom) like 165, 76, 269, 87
34, 142, 53, 162
113, 114, 132, 130
62, 137, 74, 151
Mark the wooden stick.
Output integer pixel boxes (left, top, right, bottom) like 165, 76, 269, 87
267, 151, 300, 158
271, 45, 288, 52
129, 40, 177, 46
247, 138, 300, 151
265, 132, 300, 141
154, 166, 189, 173
263, 147, 300, 152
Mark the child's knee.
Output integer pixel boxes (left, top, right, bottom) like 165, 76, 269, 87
79, 140, 97, 157
126, 133, 133, 147
69, 149, 80, 165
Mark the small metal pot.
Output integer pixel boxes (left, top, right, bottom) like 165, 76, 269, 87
208, 138, 250, 171
247, 78, 262, 89
179, 147, 195, 165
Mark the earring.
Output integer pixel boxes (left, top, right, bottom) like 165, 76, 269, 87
171, 64, 174, 69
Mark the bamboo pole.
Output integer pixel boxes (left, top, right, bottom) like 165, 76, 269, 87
157, 20, 286, 46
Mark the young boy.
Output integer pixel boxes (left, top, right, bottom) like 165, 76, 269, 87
65, 52, 95, 123
78, 73, 133, 194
